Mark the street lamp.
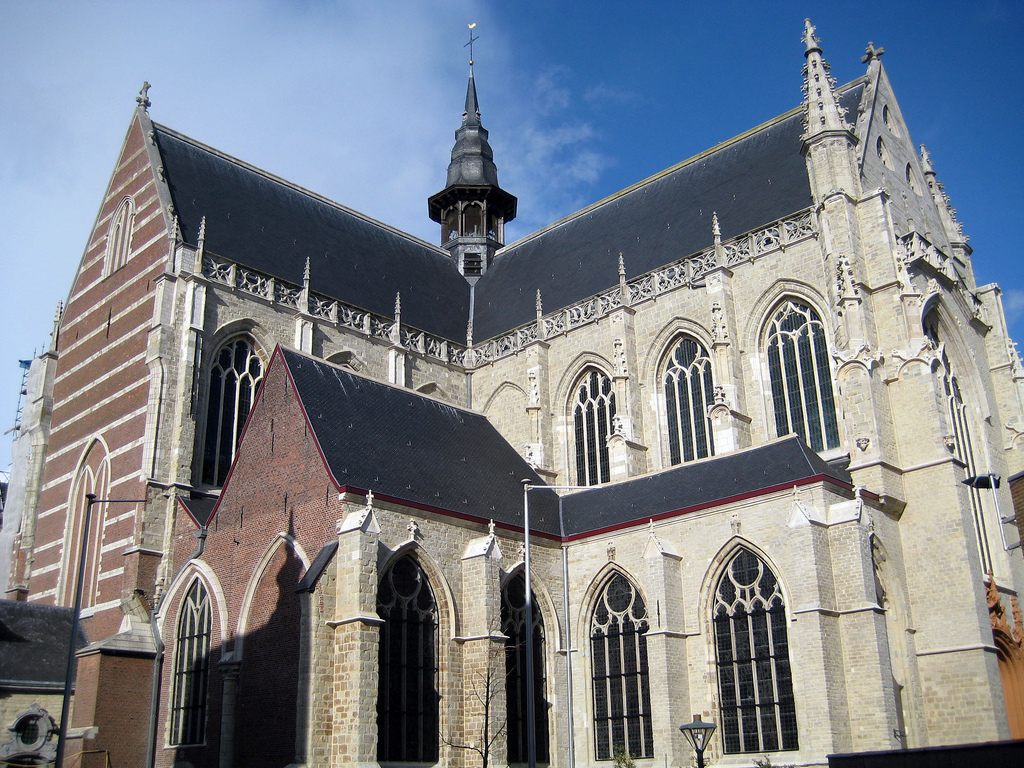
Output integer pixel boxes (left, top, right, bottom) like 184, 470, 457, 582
679, 714, 716, 768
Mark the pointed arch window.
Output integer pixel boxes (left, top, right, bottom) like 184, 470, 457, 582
62, 444, 110, 608
924, 311, 991, 571
170, 579, 212, 746
502, 572, 549, 764
573, 369, 616, 486
765, 300, 839, 452
590, 573, 654, 761
714, 549, 798, 754
377, 555, 439, 763
664, 336, 715, 465
201, 336, 264, 486
103, 196, 136, 276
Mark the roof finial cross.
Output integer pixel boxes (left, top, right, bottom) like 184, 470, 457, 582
136, 81, 151, 111
465, 22, 479, 66
862, 41, 885, 63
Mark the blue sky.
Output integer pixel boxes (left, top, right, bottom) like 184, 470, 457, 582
1, 1, 1021, 474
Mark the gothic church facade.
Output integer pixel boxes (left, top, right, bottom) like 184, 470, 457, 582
3, 19, 1024, 768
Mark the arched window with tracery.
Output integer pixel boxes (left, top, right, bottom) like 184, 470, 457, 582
663, 336, 715, 465
573, 368, 616, 486
764, 300, 839, 452
924, 310, 991, 571
61, 442, 110, 608
376, 555, 439, 763
502, 572, 549, 763
590, 572, 653, 761
170, 578, 212, 746
103, 196, 135, 276
714, 549, 798, 754
201, 336, 264, 486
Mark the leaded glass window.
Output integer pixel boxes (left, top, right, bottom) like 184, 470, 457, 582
377, 556, 439, 763
765, 300, 839, 452
202, 337, 264, 486
591, 573, 653, 761
170, 579, 212, 746
664, 336, 715, 465
714, 550, 798, 754
502, 573, 549, 764
573, 369, 616, 486
925, 311, 990, 571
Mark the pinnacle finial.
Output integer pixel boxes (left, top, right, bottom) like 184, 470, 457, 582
303, 256, 311, 288
465, 23, 479, 67
536, 289, 543, 316
194, 216, 207, 274
49, 301, 64, 352
920, 144, 934, 174
136, 81, 151, 111
801, 19, 849, 136
712, 212, 721, 245
394, 292, 401, 319
862, 41, 885, 63
618, 252, 626, 279
803, 19, 821, 55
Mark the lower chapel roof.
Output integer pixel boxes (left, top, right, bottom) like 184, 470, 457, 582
151, 83, 865, 345
183, 349, 853, 541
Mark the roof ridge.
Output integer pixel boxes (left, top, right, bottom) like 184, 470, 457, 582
279, 346, 487, 417
152, 122, 448, 256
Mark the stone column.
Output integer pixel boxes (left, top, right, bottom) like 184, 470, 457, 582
218, 659, 241, 768
328, 498, 383, 767
458, 531, 508, 768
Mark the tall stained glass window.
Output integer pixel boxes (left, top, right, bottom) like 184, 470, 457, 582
765, 300, 839, 451
664, 336, 715, 465
170, 579, 212, 746
573, 369, 616, 486
714, 550, 798, 754
377, 556, 439, 763
502, 573, 549, 763
591, 573, 653, 760
202, 336, 264, 486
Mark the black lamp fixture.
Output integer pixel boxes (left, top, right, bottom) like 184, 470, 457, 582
679, 714, 717, 768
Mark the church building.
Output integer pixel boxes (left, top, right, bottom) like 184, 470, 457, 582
3, 19, 1024, 768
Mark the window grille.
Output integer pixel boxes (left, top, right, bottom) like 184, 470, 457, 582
170, 579, 212, 746
502, 572, 549, 763
664, 336, 715, 464
590, 573, 654, 760
573, 369, 616, 486
714, 550, 798, 754
377, 556, 439, 763
201, 337, 264, 486
765, 300, 839, 451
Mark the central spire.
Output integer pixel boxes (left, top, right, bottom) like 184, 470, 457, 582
428, 24, 517, 281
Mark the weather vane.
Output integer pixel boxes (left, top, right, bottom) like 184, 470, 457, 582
465, 22, 479, 66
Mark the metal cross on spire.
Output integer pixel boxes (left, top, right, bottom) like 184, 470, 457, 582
465, 22, 479, 65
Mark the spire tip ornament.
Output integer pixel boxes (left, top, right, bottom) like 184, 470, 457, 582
136, 81, 151, 111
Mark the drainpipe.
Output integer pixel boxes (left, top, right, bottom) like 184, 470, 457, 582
146, 523, 207, 768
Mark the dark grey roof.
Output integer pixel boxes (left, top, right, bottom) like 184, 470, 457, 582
153, 126, 471, 342
471, 84, 866, 341
277, 348, 561, 533
559, 435, 852, 537
209, 350, 852, 541
179, 495, 217, 528
0, 600, 88, 690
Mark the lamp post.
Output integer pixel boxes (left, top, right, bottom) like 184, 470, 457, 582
679, 714, 716, 768
55, 493, 149, 768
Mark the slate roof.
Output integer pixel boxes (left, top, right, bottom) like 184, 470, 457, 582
472, 83, 865, 341
149, 81, 865, 346
277, 348, 562, 533
0, 600, 88, 690
203, 350, 853, 540
153, 126, 471, 343
559, 435, 852, 538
